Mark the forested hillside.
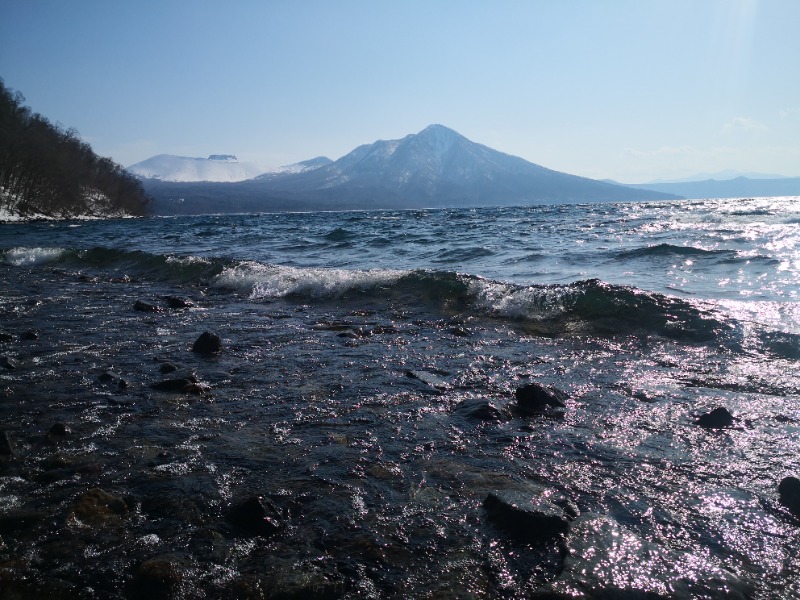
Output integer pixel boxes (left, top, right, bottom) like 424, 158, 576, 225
0, 79, 151, 219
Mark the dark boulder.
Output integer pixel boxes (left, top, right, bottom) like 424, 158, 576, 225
779, 476, 800, 518
49, 422, 71, 436
128, 557, 184, 600
163, 296, 194, 309
225, 496, 285, 537
453, 398, 506, 422
696, 407, 735, 429
192, 332, 222, 355
21, 329, 39, 340
484, 491, 570, 543
159, 362, 179, 374
151, 374, 205, 394
134, 300, 161, 313
515, 382, 566, 414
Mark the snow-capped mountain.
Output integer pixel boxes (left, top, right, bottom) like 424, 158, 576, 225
142, 125, 680, 214
128, 153, 333, 183
127, 154, 268, 182
252, 124, 677, 205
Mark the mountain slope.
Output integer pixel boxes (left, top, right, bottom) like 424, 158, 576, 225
145, 125, 681, 214
128, 154, 268, 182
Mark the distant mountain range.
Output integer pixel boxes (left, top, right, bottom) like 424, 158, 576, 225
623, 177, 800, 200
130, 125, 794, 215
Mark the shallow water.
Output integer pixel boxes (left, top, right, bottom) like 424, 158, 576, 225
1, 198, 800, 598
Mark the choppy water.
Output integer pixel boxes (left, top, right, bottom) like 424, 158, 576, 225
1, 197, 800, 598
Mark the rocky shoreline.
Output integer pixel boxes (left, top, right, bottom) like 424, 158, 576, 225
2, 264, 800, 598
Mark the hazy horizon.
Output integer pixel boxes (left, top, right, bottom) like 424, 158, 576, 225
2, 0, 798, 182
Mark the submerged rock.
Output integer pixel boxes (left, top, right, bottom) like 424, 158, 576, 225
483, 491, 570, 543
48, 422, 71, 436
151, 374, 206, 394
779, 476, 800, 518
192, 331, 222, 355
70, 488, 128, 522
515, 382, 566, 414
159, 362, 179, 374
0, 355, 19, 370
225, 495, 285, 537
453, 398, 506, 422
0, 430, 15, 456
162, 295, 194, 309
696, 407, 735, 429
134, 299, 161, 313
128, 556, 184, 599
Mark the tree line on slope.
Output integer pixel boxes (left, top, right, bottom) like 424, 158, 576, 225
0, 78, 151, 218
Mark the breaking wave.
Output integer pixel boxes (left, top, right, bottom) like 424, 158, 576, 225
1, 245, 743, 344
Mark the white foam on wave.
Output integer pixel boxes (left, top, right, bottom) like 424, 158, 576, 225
2, 246, 66, 266
468, 278, 570, 320
212, 262, 405, 300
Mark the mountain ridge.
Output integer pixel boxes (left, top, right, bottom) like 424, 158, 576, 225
138, 125, 681, 214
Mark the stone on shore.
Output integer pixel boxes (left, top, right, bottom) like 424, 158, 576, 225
192, 331, 222, 355
779, 476, 800, 518
134, 300, 161, 313
163, 295, 194, 309
70, 488, 128, 522
453, 398, 506, 422
515, 382, 566, 414
225, 496, 285, 537
483, 491, 570, 543
151, 373, 206, 394
696, 407, 735, 429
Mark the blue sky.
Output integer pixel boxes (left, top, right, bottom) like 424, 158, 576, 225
2, 0, 798, 182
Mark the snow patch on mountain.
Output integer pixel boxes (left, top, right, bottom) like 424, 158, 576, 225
128, 154, 268, 182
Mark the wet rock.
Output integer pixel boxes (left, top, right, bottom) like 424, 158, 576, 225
151, 374, 204, 394
779, 476, 800, 518
547, 513, 751, 599
453, 398, 506, 422
0, 430, 15, 456
49, 422, 71, 436
695, 407, 735, 429
21, 329, 39, 340
162, 295, 194, 309
98, 369, 120, 382
447, 325, 471, 337
134, 299, 161, 313
515, 382, 566, 414
406, 369, 451, 393
192, 331, 222, 355
0, 355, 19, 370
70, 488, 128, 522
159, 362, 179, 374
128, 557, 184, 600
0, 510, 47, 534
483, 491, 570, 543
98, 368, 128, 389
225, 495, 285, 537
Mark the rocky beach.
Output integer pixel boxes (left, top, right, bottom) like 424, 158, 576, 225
2, 199, 800, 598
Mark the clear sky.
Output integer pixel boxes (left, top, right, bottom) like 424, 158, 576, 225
1, 0, 798, 182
